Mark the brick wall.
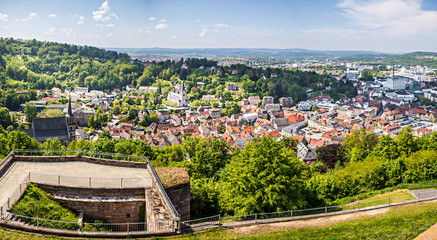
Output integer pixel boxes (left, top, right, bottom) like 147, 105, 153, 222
55, 197, 146, 223
165, 183, 190, 221
38, 184, 146, 197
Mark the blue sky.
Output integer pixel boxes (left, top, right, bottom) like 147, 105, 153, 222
1, 0, 437, 52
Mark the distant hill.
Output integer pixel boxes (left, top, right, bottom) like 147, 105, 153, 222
105, 48, 383, 59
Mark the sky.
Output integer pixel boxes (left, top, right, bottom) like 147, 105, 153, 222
1, 0, 437, 52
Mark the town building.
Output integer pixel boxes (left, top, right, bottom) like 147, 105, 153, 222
167, 81, 188, 107
227, 82, 237, 91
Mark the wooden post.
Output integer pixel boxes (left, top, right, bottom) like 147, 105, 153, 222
58, 175, 60, 186
7, 198, 10, 208
418, 193, 421, 201
325, 206, 327, 216
218, 214, 221, 226
28, 172, 31, 182
291, 209, 293, 218
388, 197, 391, 206
89, 177, 91, 188
255, 213, 257, 223
121, 178, 123, 188
357, 202, 360, 211
127, 222, 129, 234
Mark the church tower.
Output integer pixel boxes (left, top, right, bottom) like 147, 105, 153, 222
65, 96, 76, 141
180, 81, 188, 107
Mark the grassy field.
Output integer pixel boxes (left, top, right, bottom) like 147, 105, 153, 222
0, 200, 436, 240
341, 189, 417, 210
167, 201, 437, 240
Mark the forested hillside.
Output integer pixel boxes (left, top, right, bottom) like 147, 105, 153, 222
0, 38, 356, 111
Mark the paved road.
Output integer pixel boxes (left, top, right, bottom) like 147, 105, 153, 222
0, 160, 152, 210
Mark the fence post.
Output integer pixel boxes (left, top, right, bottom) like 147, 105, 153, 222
218, 214, 221, 226
37, 217, 39, 229
89, 177, 91, 188
325, 206, 327, 216
28, 172, 31, 182
291, 209, 293, 218
20, 183, 22, 194
255, 213, 257, 223
7, 198, 10, 208
418, 193, 421, 201
357, 202, 360, 212
177, 218, 181, 232
58, 175, 60, 186
127, 222, 129, 234
388, 197, 391, 206
121, 178, 123, 188
1, 207, 3, 219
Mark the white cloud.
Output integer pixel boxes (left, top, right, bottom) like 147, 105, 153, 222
106, 23, 115, 27
20, 12, 37, 22
44, 27, 56, 36
61, 28, 75, 36
155, 23, 168, 30
0, 13, 8, 22
336, 0, 437, 36
198, 28, 208, 37
149, 17, 156, 21
215, 23, 229, 28
145, 30, 152, 35
106, 32, 114, 37
195, 18, 202, 23
48, 14, 57, 18
77, 16, 85, 24
159, 18, 166, 22
171, 35, 177, 39
92, 0, 118, 22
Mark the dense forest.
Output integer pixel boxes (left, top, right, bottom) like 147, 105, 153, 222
1, 125, 436, 219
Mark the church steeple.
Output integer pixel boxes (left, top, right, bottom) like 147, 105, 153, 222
67, 95, 74, 117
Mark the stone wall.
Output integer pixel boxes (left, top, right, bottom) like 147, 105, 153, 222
12, 155, 148, 169
38, 184, 146, 197
55, 197, 145, 223
165, 183, 190, 221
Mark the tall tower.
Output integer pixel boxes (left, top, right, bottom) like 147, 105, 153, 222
65, 96, 76, 141
180, 81, 188, 107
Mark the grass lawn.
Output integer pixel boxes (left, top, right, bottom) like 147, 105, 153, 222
167, 200, 437, 240
341, 189, 417, 210
0, 200, 436, 240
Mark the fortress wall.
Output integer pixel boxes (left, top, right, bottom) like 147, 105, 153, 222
37, 184, 146, 197
165, 183, 190, 221
12, 155, 148, 168
55, 198, 146, 223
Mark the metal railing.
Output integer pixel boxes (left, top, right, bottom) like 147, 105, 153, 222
146, 158, 181, 220
12, 149, 150, 162
28, 172, 151, 189
11, 149, 179, 219
180, 190, 437, 232
1, 149, 181, 236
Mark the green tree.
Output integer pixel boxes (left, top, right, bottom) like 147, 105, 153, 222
311, 105, 319, 112
88, 115, 95, 128
396, 126, 416, 156
182, 136, 232, 179
219, 137, 309, 215
343, 128, 379, 162
0, 107, 12, 128
24, 103, 37, 123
